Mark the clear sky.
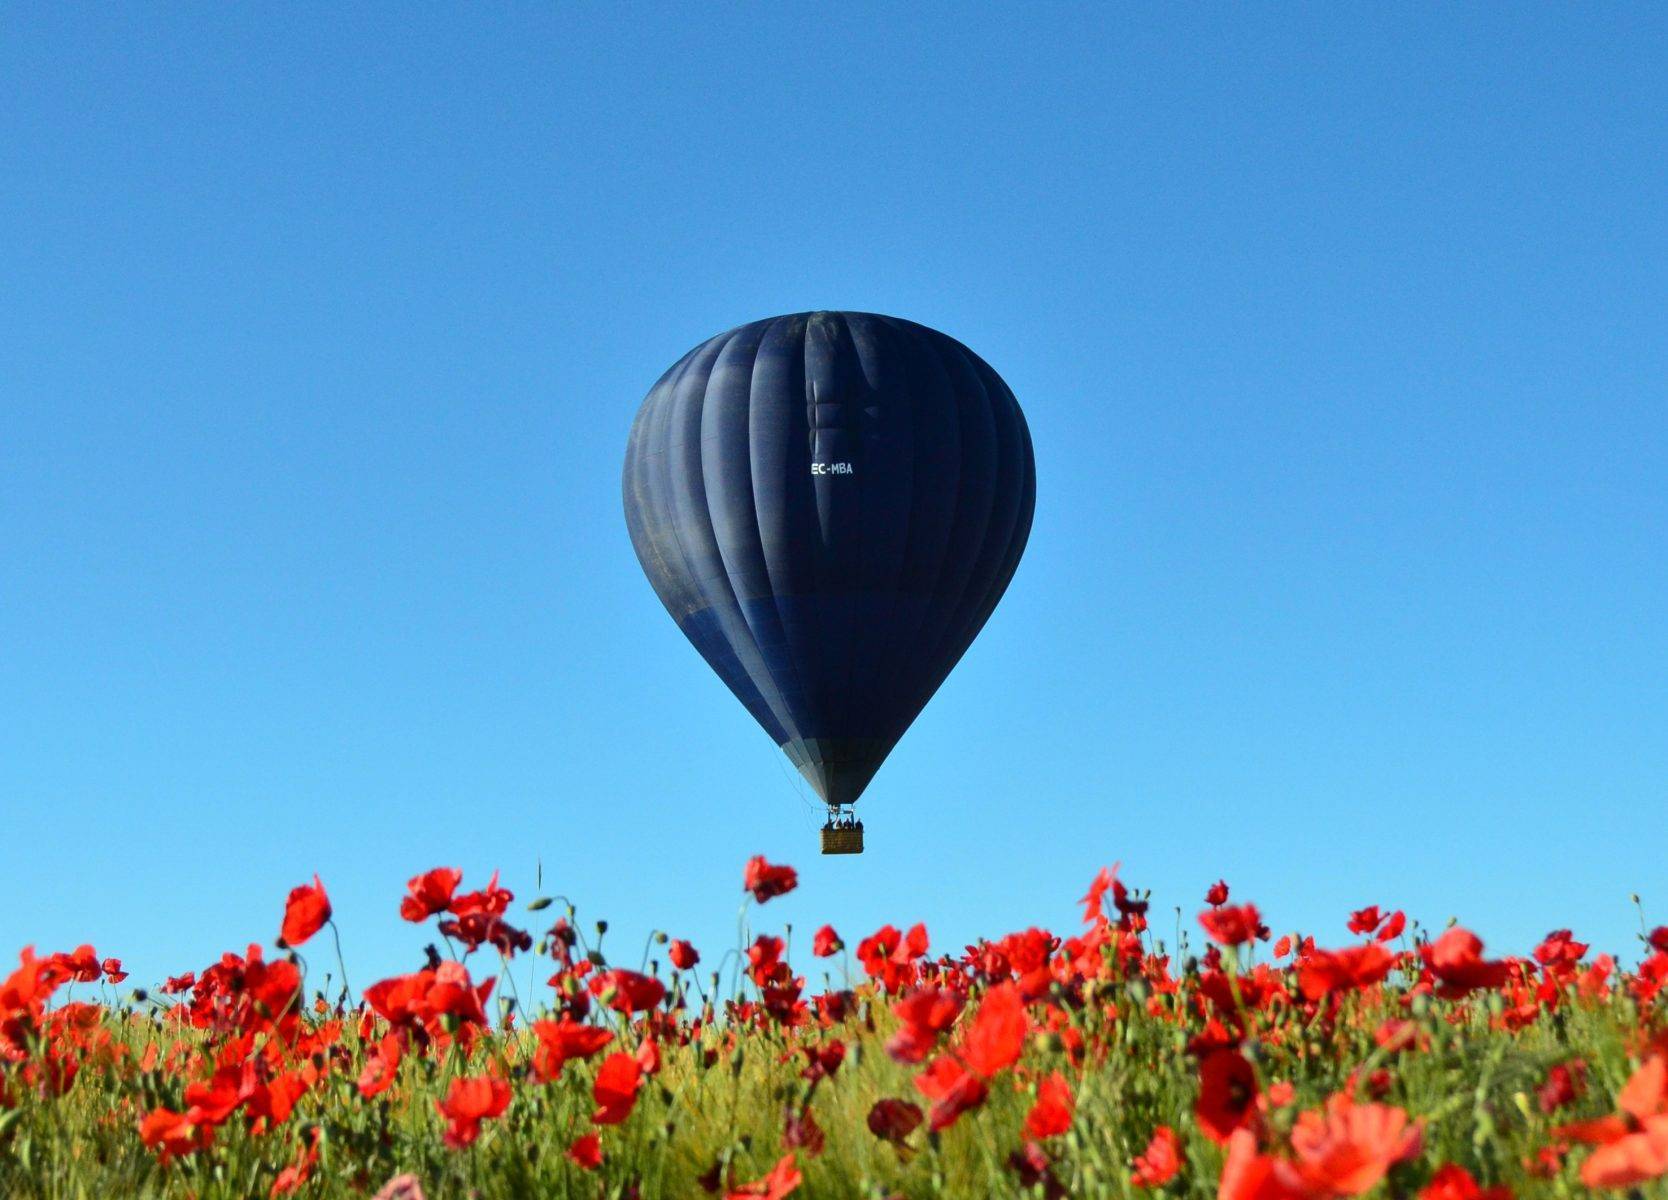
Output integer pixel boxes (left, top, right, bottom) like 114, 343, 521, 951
4, 6, 1664, 992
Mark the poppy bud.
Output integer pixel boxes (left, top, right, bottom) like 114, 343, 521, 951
654, 931, 669, 944
596, 920, 609, 935
131, 988, 149, 1003
527, 897, 553, 912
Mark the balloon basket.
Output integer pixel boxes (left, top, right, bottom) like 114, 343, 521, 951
820, 824, 864, 855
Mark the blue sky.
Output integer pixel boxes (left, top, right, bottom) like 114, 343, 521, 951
3, 6, 1664, 992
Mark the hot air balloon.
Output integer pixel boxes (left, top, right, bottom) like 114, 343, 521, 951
622, 312, 1035, 853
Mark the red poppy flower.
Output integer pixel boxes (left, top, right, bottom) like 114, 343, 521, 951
161, 971, 196, 995
1206, 880, 1230, 906
855, 923, 930, 993
1421, 928, 1511, 997
1420, 1163, 1511, 1200
270, 1128, 321, 1196
886, 985, 965, 1064
743, 856, 798, 904
1582, 1118, 1668, 1187
1079, 864, 1120, 924
812, 925, 843, 957
783, 1104, 825, 1156
1539, 1060, 1587, 1113
1287, 1095, 1422, 1195
363, 960, 493, 1035
635, 1036, 661, 1076
401, 867, 462, 922
1007, 1141, 1058, 1191
748, 935, 789, 987
591, 1051, 643, 1125
587, 968, 666, 1014
244, 1067, 308, 1129
1534, 929, 1589, 970
530, 1018, 613, 1082
61, 945, 102, 983
669, 939, 700, 970
1024, 1071, 1074, 1139
567, 1132, 602, 1170
801, 1041, 845, 1081
961, 982, 1028, 1078
725, 1153, 801, 1200
181, 1064, 243, 1128
1296, 943, 1394, 1001
1113, 876, 1149, 922
1218, 1128, 1296, 1200
1559, 1053, 1668, 1188
914, 1055, 989, 1131
138, 1107, 211, 1162
1376, 911, 1407, 943
435, 1074, 510, 1149
438, 908, 531, 957
1200, 904, 1263, 947
449, 871, 513, 918
279, 876, 331, 948
1131, 1125, 1181, 1187
1348, 906, 1383, 935
1649, 926, 1668, 954
866, 1097, 924, 1145
357, 1034, 403, 1098
1196, 1049, 1260, 1143
814, 989, 854, 1024
100, 957, 128, 984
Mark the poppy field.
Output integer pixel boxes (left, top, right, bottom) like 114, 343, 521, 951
4, 860, 1667, 1199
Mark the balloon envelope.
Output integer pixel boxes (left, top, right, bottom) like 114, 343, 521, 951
622, 311, 1035, 809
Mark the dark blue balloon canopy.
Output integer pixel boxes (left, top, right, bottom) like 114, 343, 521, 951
623, 312, 1035, 813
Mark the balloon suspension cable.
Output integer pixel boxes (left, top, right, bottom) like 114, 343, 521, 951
819, 803, 864, 855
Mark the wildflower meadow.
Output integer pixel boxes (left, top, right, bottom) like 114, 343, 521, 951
4, 860, 1666, 1199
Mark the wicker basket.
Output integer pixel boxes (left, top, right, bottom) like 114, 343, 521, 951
820, 825, 864, 855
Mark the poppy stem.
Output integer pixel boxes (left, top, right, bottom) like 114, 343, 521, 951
328, 920, 353, 1008
497, 950, 524, 1029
